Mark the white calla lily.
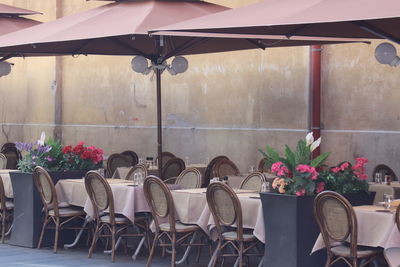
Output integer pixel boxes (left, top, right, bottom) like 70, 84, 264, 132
38, 131, 46, 146
310, 137, 321, 152
305, 132, 314, 146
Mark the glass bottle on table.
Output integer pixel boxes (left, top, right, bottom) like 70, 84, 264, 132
261, 181, 270, 192
384, 193, 393, 209
133, 173, 139, 186
375, 173, 382, 184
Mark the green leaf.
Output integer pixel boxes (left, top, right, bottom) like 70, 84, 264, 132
295, 139, 311, 164
266, 145, 281, 162
311, 152, 331, 167
284, 145, 296, 170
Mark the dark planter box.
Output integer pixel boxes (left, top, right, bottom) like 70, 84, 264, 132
9, 170, 88, 248
260, 191, 375, 267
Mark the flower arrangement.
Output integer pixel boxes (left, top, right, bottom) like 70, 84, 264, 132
16, 132, 104, 173
260, 132, 330, 196
260, 132, 369, 196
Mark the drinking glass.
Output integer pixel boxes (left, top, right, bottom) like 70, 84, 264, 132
375, 173, 382, 183
261, 182, 270, 192
139, 158, 144, 164
138, 172, 144, 186
384, 193, 393, 209
133, 173, 139, 186
185, 156, 190, 166
249, 165, 255, 173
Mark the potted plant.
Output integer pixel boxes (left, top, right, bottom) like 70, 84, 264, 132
9, 133, 104, 248
258, 133, 372, 267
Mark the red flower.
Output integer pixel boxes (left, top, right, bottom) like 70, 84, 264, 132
296, 164, 318, 180
340, 162, 349, 171
80, 150, 92, 160
73, 144, 85, 155
62, 145, 72, 154
316, 182, 325, 193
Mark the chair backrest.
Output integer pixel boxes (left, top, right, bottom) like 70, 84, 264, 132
240, 172, 266, 192
156, 151, 176, 168
314, 191, 358, 258
121, 150, 139, 166
203, 155, 229, 187
396, 205, 400, 233
212, 159, 240, 178
126, 163, 148, 180
1, 145, 20, 169
162, 158, 185, 180
372, 164, 397, 181
143, 176, 176, 232
1, 142, 16, 151
175, 168, 201, 189
258, 158, 271, 173
106, 153, 133, 177
0, 153, 7, 169
0, 175, 6, 211
206, 182, 244, 240
33, 166, 59, 215
84, 171, 115, 223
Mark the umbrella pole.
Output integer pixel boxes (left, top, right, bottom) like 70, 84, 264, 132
156, 68, 163, 179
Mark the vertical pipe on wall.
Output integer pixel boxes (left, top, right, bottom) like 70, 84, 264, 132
53, 0, 63, 142
310, 45, 322, 158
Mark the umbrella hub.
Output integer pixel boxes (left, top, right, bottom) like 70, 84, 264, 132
131, 55, 188, 76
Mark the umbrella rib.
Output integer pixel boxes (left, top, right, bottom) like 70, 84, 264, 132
162, 37, 209, 61
245, 39, 266, 50
284, 24, 311, 39
107, 37, 150, 58
0, 54, 16, 62
352, 21, 400, 44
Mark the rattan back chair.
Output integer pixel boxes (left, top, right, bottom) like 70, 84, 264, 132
0, 175, 13, 243
106, 153, 133, 177
33, 167, 86, 253
0, 145, 20, 169
161, 157, 185, 180
240, 172, 266, 192
212, 159, 240, 178
143, 176, 207, 267
372, 164, 397, 181
84, 171, 147, 262
204, 155, 229, 187
396, 204, 400, 233
257, 158, 271, 173
125, 163, 148, 180
0, 153, 7, 169
121, 150, 139, 166
206, 182, 262, 267
175, 168, 202, 189
314, 191, 382, 267
156, 151, 176, 168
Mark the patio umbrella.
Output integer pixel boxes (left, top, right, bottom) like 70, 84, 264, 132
152, 0, 400, 44
0, 0, 356, 177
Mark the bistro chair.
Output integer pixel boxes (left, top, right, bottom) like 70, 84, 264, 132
257, 158, 271, 173
314, 191, 382, 267
203, 155, 230, 187
212, 158, 240, 178
125, 163, 148, 180
84, 171, 148, 262
1, 144, 21, 169
106, 153, 133, 177
372, 164, 397, 181
143, 176, 208, 267
0, 153, 7, 169
165, 167, 202, 189
240, 172, 266, 192
161, 157, 185, 181
121, 150, 139, 166
206, 182, 263, 267
0, 175, 13, 243
33, 166, 87, 253
156, 151, 176, 168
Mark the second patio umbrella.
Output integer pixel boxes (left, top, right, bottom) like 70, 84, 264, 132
0, 0, 355, 177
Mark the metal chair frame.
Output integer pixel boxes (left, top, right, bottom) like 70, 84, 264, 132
0, 175, 12, 243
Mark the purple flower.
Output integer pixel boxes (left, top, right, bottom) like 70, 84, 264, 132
46, 156, 53, 162
37, 145, 52, 153
15, 142, 24, 151
32, 155, 37, 159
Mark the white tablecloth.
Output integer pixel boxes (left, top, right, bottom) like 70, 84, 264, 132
0, 169, 20, 198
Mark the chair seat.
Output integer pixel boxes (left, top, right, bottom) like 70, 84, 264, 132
222, 231, 256, 242
100, 215, 129, 224
159, 221, 200, 232
49, 207, 85, 217
331, 244, 383, 258
0, 201, 14, 210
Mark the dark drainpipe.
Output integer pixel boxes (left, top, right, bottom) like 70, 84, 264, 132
310, 45, 322, 158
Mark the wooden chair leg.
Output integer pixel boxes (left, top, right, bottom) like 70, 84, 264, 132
1, 210, 6, 244
171, 232, 176, 267
54, 217, 60, 253
37, 217, 50, 249
88, 223, 100, 258
146, 233, 159, 267
111, 225, 116, 262
239, 241, 244, 267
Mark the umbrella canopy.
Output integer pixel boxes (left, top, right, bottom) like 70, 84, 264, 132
0, 3, 41, 36
153, 0, 400, 44
0, 0, 357, 177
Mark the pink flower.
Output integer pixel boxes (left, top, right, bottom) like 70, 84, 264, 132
316, 182, 325, 193
271, 162, 289, 177
296, 164, 318, 180
340, 162, 349, 171
271, 162, 283, 173
331, 167, 341, 173
296, 189, 306, 196
355, 157, 368, 164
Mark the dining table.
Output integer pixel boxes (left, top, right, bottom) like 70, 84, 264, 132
368, 182, 400, 204
227, 172, 277, 189
0, 169, 20, 198
312, 205, 400, 267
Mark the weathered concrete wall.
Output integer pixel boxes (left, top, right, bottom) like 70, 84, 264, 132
0, 0, 399, 177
